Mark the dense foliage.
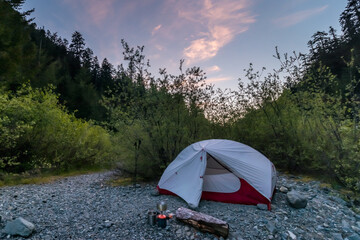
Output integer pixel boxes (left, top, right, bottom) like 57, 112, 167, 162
1, 0, 360, 191
0, 85, 112, 172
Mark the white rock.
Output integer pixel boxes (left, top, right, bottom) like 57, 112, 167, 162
279, 186, 289, 193
288, 230, 297, 240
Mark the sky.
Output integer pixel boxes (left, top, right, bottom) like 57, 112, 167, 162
22, 0, 348, 90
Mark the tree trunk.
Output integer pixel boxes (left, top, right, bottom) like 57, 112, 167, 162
175, 207, 229, 238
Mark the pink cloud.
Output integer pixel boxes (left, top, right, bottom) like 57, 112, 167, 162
274, 5, 328, 28
179, 0, 255, 63
152, 24, 162, 36
62, 0, 139, 26
207, 65, 221, 73
86, 0, 115, 25
206, 76, 232, 83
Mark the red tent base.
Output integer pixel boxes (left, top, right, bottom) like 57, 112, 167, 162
157, 178, 272, 210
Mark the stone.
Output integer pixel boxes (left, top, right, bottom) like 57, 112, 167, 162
332, 233, 343, 240
352, 225, 360, 232
346, 201, 353, 208
287, 230, 296, 240
257, 204, 268, 210
342, 220, 350, 230
103, 220, 112, 228
346, 234, 360, 240
279, 186, 289, 193
322, 187, 330, 194
176, 229, 182, 236
4, 217, 35, 237
266, 222, 277, 235
330, 196, 347, 206
228, 231, 243, 240
150, 190, 160, 196
286, 191, 307, 209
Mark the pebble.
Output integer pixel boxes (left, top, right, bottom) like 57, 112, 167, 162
279, 186, 288, 193
288, 230, 296, 240
266, 221, 277, 234
332, 232, 344, 240
0, 171, 359, 239
257, 203, 268, 210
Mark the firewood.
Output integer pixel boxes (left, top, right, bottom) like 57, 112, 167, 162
175, 207, 229, 238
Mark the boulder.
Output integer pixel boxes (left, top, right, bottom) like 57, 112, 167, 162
4, 217, 35, 237
286, 190, 307, 209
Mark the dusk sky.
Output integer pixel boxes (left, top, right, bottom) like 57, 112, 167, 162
22, 0, 348, 90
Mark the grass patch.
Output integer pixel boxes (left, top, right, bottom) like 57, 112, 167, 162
108, 177, 145, 186
0, 166, 110, 187
319, 182, 332, 189
295, 175, 316, 183
287, 171, 344, 190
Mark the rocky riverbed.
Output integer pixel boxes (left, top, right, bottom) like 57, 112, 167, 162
1, 171, 360, 240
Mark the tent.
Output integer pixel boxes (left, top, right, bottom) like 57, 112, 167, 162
157, 139, 277, 209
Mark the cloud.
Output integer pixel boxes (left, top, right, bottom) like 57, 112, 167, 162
86, 0, 115, 25
206, 76, 232, 83
179, 0, 255, 63
155, 44, 164, 51
206, 65, 221, 73
274, 5, 328, 28
62, 0, 138, 26
152, 24, 162, 36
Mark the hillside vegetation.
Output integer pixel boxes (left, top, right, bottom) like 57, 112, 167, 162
1, 0, 360, 192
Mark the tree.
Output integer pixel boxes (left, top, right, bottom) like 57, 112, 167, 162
0, 0, 37, 90
99, 58, 114, 93
340, 0, 360, 42
82, 47, 94, 69
69, 31, 85, 60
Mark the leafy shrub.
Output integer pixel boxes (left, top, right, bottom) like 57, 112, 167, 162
0, 85, 113, 172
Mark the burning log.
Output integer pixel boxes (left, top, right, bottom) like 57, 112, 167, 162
175, 207, 229, 238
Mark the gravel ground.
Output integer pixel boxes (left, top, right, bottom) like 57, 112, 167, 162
1, 171, 360, 240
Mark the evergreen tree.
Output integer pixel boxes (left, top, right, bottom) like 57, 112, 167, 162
0, 0, 37, 90
69, 31, 85, 60
340, 0, 360, 42
99, 58, 114, 93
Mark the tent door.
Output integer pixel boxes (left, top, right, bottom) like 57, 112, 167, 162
202, 153, 241, 193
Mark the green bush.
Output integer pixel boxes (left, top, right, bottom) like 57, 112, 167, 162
0, 85, 113, 172
335, 119, 360, 191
